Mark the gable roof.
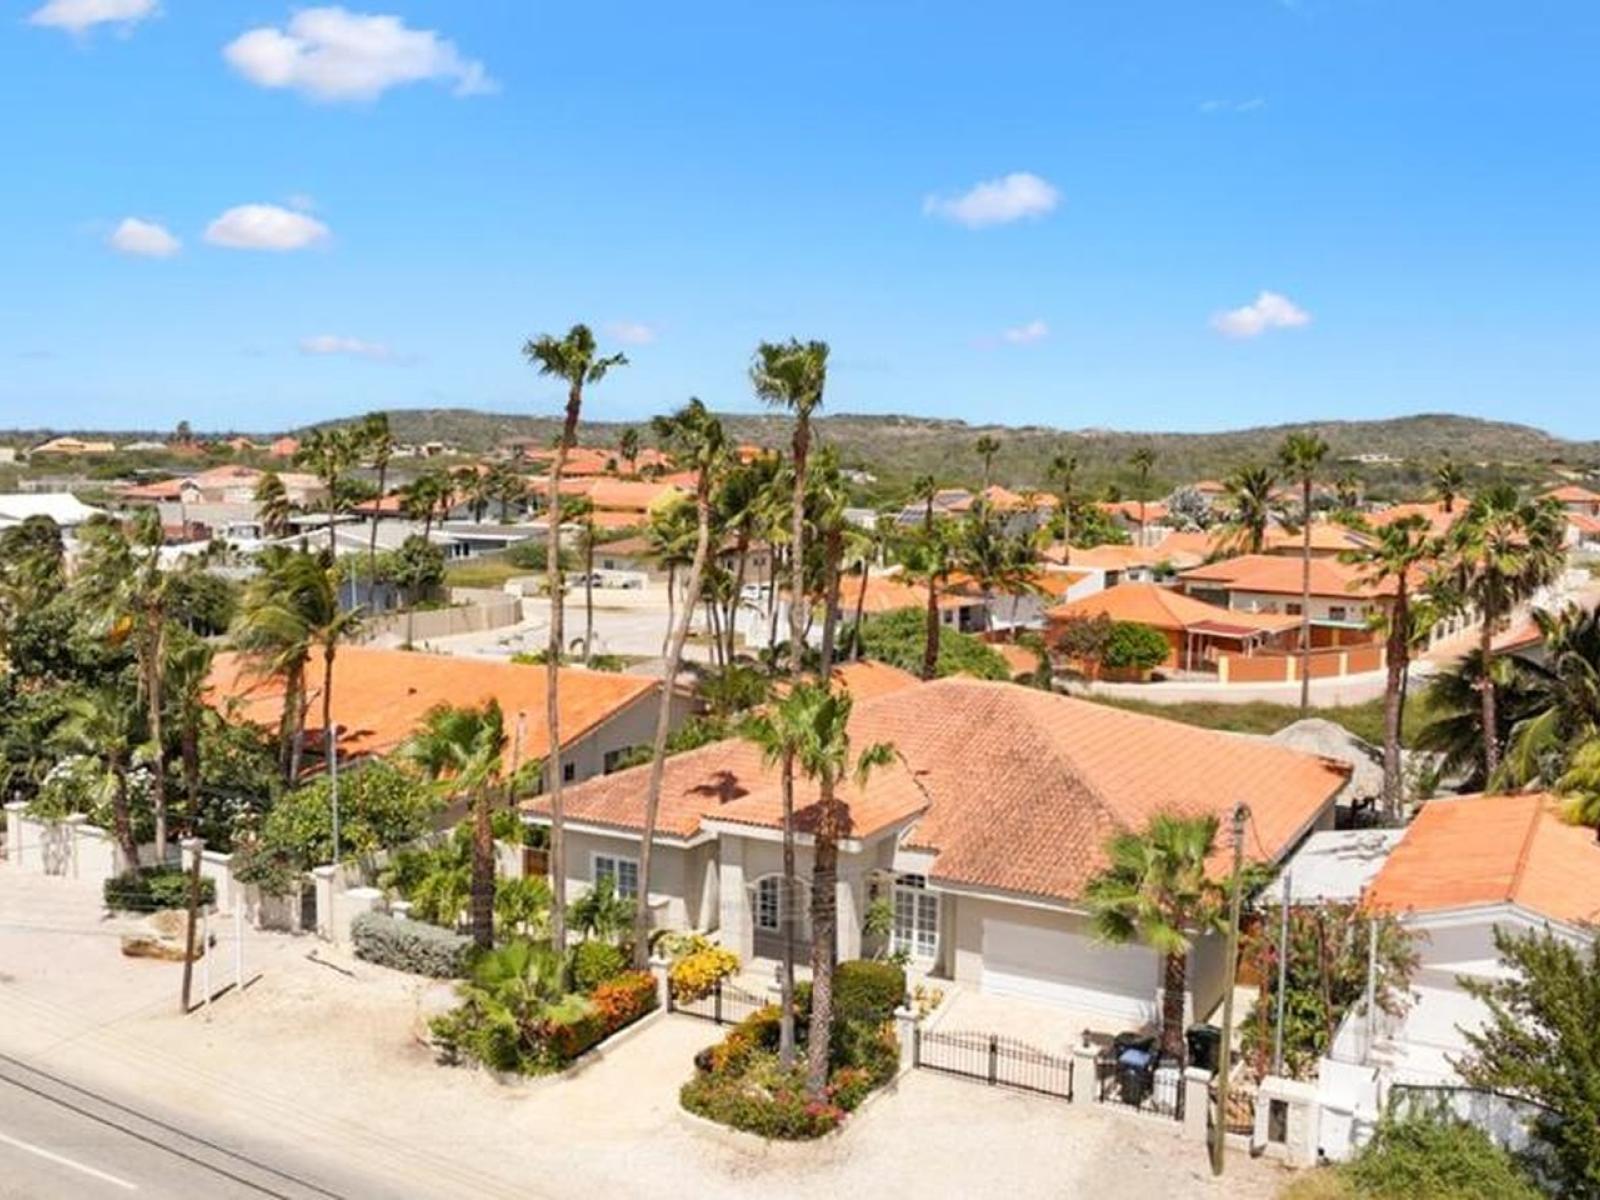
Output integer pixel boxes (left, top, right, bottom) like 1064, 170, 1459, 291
1044, 543, 1168, 571
1365, 792, 1600, 926
207, 646, 657, 768
1047, 582, 1301, 636
1544, 484, 1600, 504
525, 678, 1348, 902
1179, 553, 1396, 600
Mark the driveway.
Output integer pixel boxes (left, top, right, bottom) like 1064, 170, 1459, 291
0, 867, 1290, 1199
930, 984, 1139, 1051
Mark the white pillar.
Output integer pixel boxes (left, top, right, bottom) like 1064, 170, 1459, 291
62, 813, 88, 878
1183, 1067, 1213, 1143
1071, 1043, 1100, 1107
3, 801, 24, 865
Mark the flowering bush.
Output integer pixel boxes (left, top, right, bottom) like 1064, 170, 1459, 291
669, 944, 740, 1003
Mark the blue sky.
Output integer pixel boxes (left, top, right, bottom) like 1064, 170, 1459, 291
3, 1, 1598, 437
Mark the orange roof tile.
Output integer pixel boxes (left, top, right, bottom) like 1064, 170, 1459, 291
836, 574, 969, 614
1047, 583, 1301, 636
1262, 523, 1377, 555
1544, 484, 1600, 504
525, 679, 1348, 900
1179, 553, 1396, 600
1044, 543, 1168, 571
1366, 793, 1600, 925
208, 647, 657, 768
1368, 501, 1458, 537
831, 660, 923, 700
991, 642, 1044, 677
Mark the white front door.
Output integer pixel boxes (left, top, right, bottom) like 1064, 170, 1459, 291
980, 916, 1156, 1020
891, 876, 939, 961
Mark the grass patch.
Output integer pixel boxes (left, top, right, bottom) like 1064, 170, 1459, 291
444, 554, 529, 589
1083, 690, 1440, 749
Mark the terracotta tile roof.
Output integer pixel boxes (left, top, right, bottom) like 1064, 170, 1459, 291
525, 678, 1348, 901
1047, 583, 1301, 636
208, 646, 656, 767
945, 569, 1086, 600
1368, 501, 1458, 537
1098, 500, 1170, 524
1148, 530, 1220, 565
1043, 543, 1168, 571
1568, 513, 1600, 535
836, 574, 970, 614
1544, 484, 1600, 504
1366, 793, 1600, 925
1262, 523, 1377, 555
991, 642, 1044, 677
1179, 553, 1396, 600
831, 660, 924, 700
119, 478, 185, 501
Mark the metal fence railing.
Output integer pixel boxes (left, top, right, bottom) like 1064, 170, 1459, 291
913, 1026, 1075, 1100
666, 978, 770, 1026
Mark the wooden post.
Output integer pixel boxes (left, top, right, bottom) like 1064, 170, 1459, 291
179, 837, 203, 1014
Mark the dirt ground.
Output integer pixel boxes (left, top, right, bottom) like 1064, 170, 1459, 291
0, 869, 1294, 1199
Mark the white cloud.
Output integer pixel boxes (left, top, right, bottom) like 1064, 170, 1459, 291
605, 321, 657, 346
205, 204, 330, 251
1210, 290, 1312, 339
1000, 319, 1049, 345
299, 334, 403, 362
1203, 96, 1260, 113
922, 172, 1060, 229
223, 7, 496, 102
28, 0, 156, 34
108, 217, 180, 258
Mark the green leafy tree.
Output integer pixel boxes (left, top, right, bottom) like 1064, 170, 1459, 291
296, 425, 361, 556
974, 434, 1001, 491
1101, 621, 1170, 675
618, 426, 640, 475
523, 322, 628, 964
1278, 431, 1331, 715
1128, 446, 1157, 540
1499, 604, 1600, 790
50, 683, 147, 865
359, 412, 395, 577
1459, 926, 1600, 1196
402, 700, 510, 950
1432, 458, 1467, 514
400, 467, 452, 540
856, 609, 1009, 679
1084, 812, 1228, 1059
1217, 465, 1280, 556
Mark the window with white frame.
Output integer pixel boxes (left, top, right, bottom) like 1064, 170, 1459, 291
754, 875, 781, 931
891, 873, 939, 960
593, 852, 639, 899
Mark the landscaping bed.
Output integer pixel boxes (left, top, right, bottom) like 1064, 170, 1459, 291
680, 960, 903, 1140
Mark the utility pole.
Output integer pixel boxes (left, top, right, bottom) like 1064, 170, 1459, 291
179, 837, 204, 1014
328, 725, 341, 866
1211, 802, 1250, 1177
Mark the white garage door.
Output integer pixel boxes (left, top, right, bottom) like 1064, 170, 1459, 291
981, 917, 1156, 1021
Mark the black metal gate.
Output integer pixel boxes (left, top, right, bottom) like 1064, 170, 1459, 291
667, 978, 769, 1026
913, 1026, 1074, 1100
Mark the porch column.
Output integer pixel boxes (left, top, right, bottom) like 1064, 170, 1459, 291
835, 869, 862, 962
718, 840, 753, 962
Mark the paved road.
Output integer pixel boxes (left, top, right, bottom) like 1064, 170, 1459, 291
0, 1054, 406, 1200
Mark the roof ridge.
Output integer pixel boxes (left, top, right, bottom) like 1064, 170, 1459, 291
1506, 792, 1548, 904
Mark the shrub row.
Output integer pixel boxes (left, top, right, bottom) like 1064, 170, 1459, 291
540, 969, 657, 1062
571, 939, 628, 992
104, 868, 215, 913
351, 911, 473, 978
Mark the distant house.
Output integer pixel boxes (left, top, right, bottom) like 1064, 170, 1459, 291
173, 465, 326, 506
1047, 582, 1301, 674
207, 646, 694, 785
1177, 554, 1393, 648
523, 677, 1347, 1021
32, 436, 115, 456
266, 436, 300, 460
1041, 542, 1187, 587
0, 492, 105, 538
1543, 484, 1600, 550
1097, 499, 1171, 546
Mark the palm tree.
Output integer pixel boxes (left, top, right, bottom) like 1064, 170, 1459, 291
646, 497, 697, 656
1444, 485, 1565, 780
1433, 458, 1466, 515
715, 455, 777, 664
164, 633, 217, 834
1128, 447, 1157, 543
1218, 465, 1279, 556
1084, 813, 1229, 1061
1049, 451, 1079, 563
401, 468, 450, 541
1342, 514, 1436, 821
523, 323, 627, 962
1499, 604, 1600, 789
0, 515, 65, 661
749, 336, 828, 1069
296, 426, 360, 556
1334, 472, 1362, 514
1278, 432, 1330, 715
486, 460, 525, 523
618, 427, 640, 476
359, 412, 394, 579
634, 400, 726, 965
975, 435, 1001, 491
743, 684, 894, 1097
402, 700, 508, 950
255, 471, 291, 540
233, 551, 314, 779
52, 683, 147, 867
555, 495, 598, 662
1416, 653, 1538, 790
75, 511, 175, 860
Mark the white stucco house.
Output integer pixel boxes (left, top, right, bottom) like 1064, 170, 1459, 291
525, 674, 1350, 1028
1316, 792, 1599, 1159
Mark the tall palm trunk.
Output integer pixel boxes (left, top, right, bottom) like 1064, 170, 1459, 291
727, 529, 751, 663
546, 384, 582, 964
109, 753, 139, 867
663, 563, 676, 657
1298, 476, 1313, 715
1161, 952, 1187, 1061
143, 609, 168, 861
851, 556, 871, 660
766, 547, 782, 652
780, 422, 810, 1071
922, 576, 941, 680
279, 663, 301, 781
368, 459, 388, 583
1480, 597, 1500, 780
1381, 585, 1408, 822
634, 486, 714, 966
807, 537, 846, 1097
470, 785, 494, 949
180, 718, 201, 836
818, 528, 842, 674
583, 525, 595, 664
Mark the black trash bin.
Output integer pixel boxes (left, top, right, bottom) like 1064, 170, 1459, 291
1111, 1033, 1158, 1106
1186, 1024, 1221, 1073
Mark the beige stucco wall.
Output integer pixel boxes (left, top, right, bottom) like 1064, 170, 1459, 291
715, 831, 886, 965
559, 827, 717, 932
558, 687, 697, 786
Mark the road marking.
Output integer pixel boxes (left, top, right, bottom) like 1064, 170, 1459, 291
0, 1128, 138, 1191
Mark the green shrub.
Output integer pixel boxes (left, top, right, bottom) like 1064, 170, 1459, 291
832, 960, 905, 1025
680, 1055, 844, 1139
1342, 1113, 1542, 1199
668, 944, 740, 1002
1102, 621, 1171, 672
103, 868, 215, 913
572, 940, 627, 992
262, 758, 443, 869
351, 911, 473, 978
856, 608, 1009, 680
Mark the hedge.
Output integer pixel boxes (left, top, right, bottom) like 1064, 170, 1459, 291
833, 960, 905, 1025
540, 969, 657, 1062
351, 911, 473, 978
104, 868, 215, 913
571, 940, 628, 992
